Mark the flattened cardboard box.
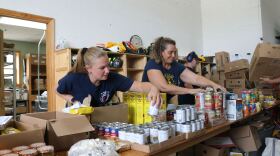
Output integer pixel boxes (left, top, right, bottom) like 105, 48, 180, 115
224, 59, 249, 73
225, 69, 248, 79
0, 121, 44, 149
20, 112, 94, 151
229, 125, 261, 152
131, 134, 185, 154
215, 51, 230, 71
91, 104, 128, 123
250, 43, 280, 81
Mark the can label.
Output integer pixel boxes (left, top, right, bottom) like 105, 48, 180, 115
158, 128, 169, 143
181, 123, 191, 133
214, 92, 222, 110
150, 128, 159, 144
176, 109, 186, 123
195, 93, 205, 111
185, 108, 191, 121
205, 92, 213, 110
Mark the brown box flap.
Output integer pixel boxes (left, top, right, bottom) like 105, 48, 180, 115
20, 114, 48, 134
0, 121, 44, 149
224, 59, 249, 73
230, 126, 251, 139
91, 104, 128, 123
49, 115, 94, 137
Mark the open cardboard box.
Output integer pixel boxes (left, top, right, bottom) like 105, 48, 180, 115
195, 143, 229, 156
224, 59, 249, 73
0, 121, 44, 149
131, 134, 185, 154
91, 104, 128, 123
20, 112, 94, 151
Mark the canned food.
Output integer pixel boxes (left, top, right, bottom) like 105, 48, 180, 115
215, 110, 221, 118
205, 110, 215, 120
0, 149, 12, 155
12, 146, 29, 153
200, 120, 205, 129
18, 149, 38, 156
176, 123, 182, 132
190, 106, 196, 120
150, 127, 159, 144
118, 129, 126, 141
158, 127, 169, 143
135, 130, 146, 145
104, 126, 111, 137
181, 123, 191, 133
37, 145, 54, 156
176, 109, 186, 123
110, 127, 119, 138
29, 142, 46, 149
185, 108, 191, 121
149, 102, 159, 116
195, 120, 201, 131
205, 91, 214, 110
214, 92, 223, 110
143, 127, 150, 143
169, 123, 176, 137
195, 93, 205, 111
191, 121, 196, 132
197, 111, 205, 120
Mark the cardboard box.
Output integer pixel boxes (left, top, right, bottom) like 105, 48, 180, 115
195, 144, 229, 156
250, 43, 280, 81
0, 121, 44, 149
91, 104, 128, 123
215, 52, 230, 71
225, 69, 248, 79
226, 79, 247, 89
20, 112, 94, 151
131, 134, 185, 154
224, 59, 249, 73
204, 137, 235, 148
229, 125, 261, 152
226, 100, 243, 121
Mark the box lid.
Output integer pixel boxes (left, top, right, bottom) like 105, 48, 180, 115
230, 126, 251, 139
49, 115, 94, 137
225, 59, 249, 73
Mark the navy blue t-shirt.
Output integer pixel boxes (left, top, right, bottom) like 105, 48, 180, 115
57, 72, 134, 107
142, 59, 185, 101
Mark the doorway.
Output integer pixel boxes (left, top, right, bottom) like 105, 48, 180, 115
0, 8, 55, 114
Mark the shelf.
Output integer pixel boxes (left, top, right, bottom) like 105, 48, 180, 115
126, 53, 147, 58
127, 68, 144, 72
106, 52, 124, 56
110, 68, 123, 71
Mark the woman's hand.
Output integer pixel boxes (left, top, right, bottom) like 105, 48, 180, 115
147, 85, 162, 108
260, 77, 273, 84
213, 84, 227, 92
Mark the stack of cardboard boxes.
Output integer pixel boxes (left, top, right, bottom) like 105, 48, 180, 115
224, 59, 250, 91
213, 51, 230, 87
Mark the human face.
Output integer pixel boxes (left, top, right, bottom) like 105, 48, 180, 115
86, 56, 110, 81
161, 44, 177, 64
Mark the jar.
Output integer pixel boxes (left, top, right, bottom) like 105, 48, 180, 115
18, 149, 38, 156
29, 143, 46, 149
37, 146, 54, 156
0, 149, 12, 155
12, 146, 29, 153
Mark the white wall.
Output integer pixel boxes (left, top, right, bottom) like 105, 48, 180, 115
261, 0, 280, 44
0, 0, 203, 56
201, 0, 263, 62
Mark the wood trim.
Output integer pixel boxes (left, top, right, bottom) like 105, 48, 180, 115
0, 8, 56, 112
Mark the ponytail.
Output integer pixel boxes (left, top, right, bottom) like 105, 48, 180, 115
69, 48, 88, 73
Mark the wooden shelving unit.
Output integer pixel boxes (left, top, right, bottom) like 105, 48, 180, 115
0, 30, 4, 115
54, 48, 148, 110
26, 54, 47, 112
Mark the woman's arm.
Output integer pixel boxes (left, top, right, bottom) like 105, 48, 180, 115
55, 84, 74, 103
180, 68, 226, 92
129, 81, 161, 107
260, 77, 280, 84
147, 69, 204, 95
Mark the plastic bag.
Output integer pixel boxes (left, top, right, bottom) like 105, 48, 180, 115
262, 137, 280, 156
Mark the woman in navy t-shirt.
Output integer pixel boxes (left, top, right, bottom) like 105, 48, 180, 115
142, 37, 226, 103
57, 47, 161, 107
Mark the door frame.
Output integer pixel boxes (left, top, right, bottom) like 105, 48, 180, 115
0, 8, 56, 111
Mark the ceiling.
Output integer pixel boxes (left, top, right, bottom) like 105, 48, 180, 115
0, 23, 45, 42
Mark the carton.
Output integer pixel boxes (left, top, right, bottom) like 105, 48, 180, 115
224, 59, 249, 73
229, 125, 261, 152
226, 100, 243, 121
225, 69, 248, 79
131, 134, 185, 154
250, 43, 280, 81
0, 121, 44, 149
225, 79, 247, 89
20, 112, 94, 151
91, 104, 128, 123
195, 144, 229, 156
215, 52, 230, 71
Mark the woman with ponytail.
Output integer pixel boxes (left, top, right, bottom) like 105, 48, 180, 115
56, 47, 161, 107
142, 37, 226, 104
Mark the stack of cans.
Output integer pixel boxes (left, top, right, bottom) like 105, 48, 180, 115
93, 121, 176, 145
174, 105, 205, 133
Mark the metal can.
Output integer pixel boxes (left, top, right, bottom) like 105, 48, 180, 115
169, 123, 176, 137
110, 127, 119, 138
176, 109, 186, 123
190, 106, 196, 120
104, 126, 111, 137
158, 127, 169, 143
181, 123, 191, 133
150, 126, 159, 144
200, 120, 205, 129
197, 111, 205, 120
18, 149, 38, 156
204, 91, 214, 111
149, 101, 159, 116
215, 110, 221, 118
118, 128, 126, 141
135, 130, 146, 145
205, 110, 215, 120
37, 145, 54, 156
195, 120, 201, 131
191, 121, 196, 132
143, 126, 150, 143
195, 92, 205, 111
176, 123, 182, 133
214, 92, 223, 110
185, 107, 191, 121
